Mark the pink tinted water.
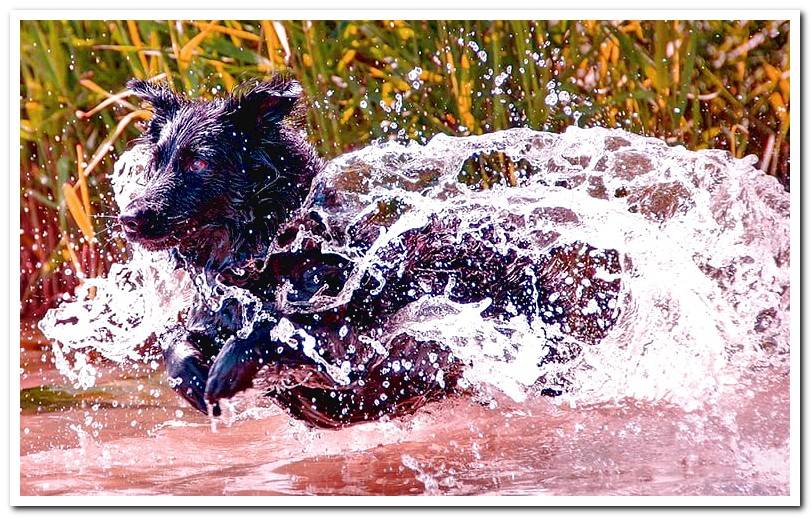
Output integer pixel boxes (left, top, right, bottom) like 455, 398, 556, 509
24, 127, 792, 497
20, 351, 789, 496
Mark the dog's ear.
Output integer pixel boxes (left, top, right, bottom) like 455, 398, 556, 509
227, 77, 303, 132
127, 79, 182, 117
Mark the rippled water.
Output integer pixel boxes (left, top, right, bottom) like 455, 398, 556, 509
19, 378, 790, 496
25, 127, 791, 496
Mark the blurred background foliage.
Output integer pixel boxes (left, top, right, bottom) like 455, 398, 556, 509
19, 19, 790, 323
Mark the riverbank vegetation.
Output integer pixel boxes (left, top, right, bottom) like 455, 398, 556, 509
20, 19, 790, 320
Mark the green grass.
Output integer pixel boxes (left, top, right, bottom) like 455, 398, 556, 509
19, 19, 791, 321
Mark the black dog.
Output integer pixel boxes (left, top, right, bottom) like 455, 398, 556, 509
122, 76, 622, 428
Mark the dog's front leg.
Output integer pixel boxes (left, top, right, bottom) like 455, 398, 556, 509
204, 323, 281, 406
204, 319, 320, 406
204, 335, 262, 406
163, 339, 221, 416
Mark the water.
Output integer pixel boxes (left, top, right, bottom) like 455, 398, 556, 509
26, 126, 790, 496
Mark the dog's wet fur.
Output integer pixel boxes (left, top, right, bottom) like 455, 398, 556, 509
123, 76, 621, 428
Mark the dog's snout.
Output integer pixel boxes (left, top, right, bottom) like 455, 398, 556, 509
119, 211, 143, 234
119, 199, 158, 239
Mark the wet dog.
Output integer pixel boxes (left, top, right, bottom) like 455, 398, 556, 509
122, 76, 621, 427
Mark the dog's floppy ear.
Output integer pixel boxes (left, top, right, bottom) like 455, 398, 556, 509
227, 76, 303, 132
127, 79, 182, 117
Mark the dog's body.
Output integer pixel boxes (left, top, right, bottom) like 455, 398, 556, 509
122, 77, 621, 427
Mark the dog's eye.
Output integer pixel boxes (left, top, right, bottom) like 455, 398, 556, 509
188, 159, 208, 173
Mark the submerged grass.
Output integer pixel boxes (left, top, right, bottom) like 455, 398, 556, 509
19, 19, 790, 321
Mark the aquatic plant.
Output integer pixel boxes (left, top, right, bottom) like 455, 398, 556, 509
19, 19, 790, 324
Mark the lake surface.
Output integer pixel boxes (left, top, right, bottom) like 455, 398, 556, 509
20, 346, 789, 496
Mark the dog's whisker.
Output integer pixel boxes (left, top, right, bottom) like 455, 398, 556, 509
89, 224, 121, 249
250, 176, 282, 199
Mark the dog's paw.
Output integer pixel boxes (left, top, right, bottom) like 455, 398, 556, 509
165, 348, 220, 416
205, 338, 262, 405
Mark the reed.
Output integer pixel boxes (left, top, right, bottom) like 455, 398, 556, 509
19, 19, 791, 320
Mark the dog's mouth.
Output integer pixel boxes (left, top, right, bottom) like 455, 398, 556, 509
119, 211, 233, 261
121, 219, 193, 251
124, 231, 181, 251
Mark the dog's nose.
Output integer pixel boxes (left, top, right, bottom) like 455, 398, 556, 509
119, 202, 153, 236
119, 212, 142, 234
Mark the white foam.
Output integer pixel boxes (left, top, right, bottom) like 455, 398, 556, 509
38, 127, 789, 411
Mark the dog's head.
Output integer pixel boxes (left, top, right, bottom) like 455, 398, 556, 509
120, 77, 305, 254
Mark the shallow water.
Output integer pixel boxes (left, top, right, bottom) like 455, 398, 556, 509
20, 342, 789, 495
26, 127, 791, 496
19, 353, 789, 496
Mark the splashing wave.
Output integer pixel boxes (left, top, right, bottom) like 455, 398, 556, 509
39, 126, 789, 413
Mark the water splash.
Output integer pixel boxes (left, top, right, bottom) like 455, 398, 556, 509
39, 151, 195, 389
38, 126, 789, 412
